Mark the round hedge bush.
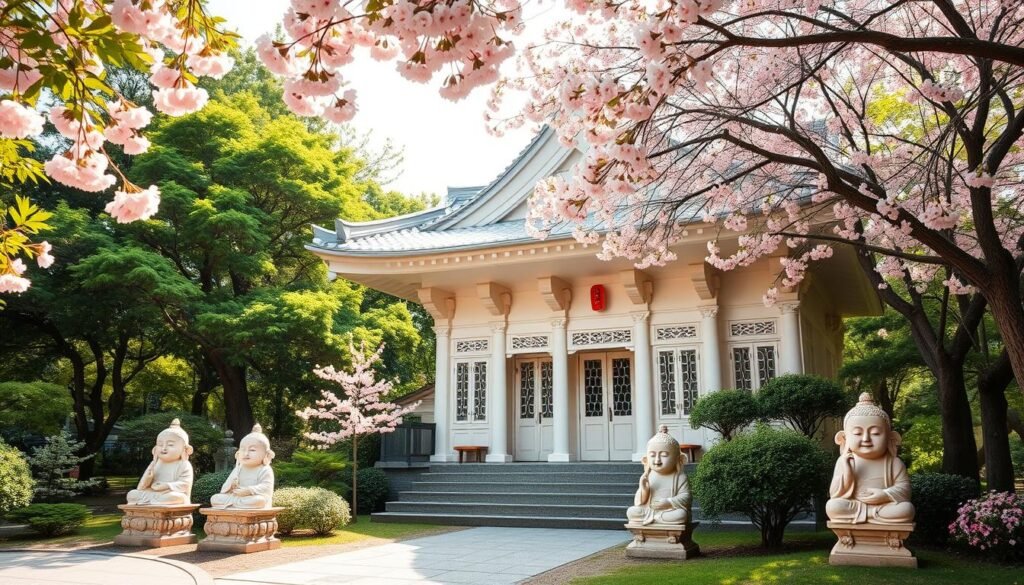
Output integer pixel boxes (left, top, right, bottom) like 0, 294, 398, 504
689, 389, 759, 441
756, 374, 850, 438
191, 469, 231, 529
7, 503, 90, 537
274, 486, 350, 536
910, 472, 980, 544
0, 439, 33, 517
692, 425, 831, 548
355, 467, 389, 514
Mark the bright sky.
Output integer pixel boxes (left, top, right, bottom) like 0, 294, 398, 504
207, 0, 540, 199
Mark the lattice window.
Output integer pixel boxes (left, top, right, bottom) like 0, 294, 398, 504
571, 329, 632, 346
612, 358, 632, 416
679, 349, 699, 415
583, 359, 604, 417
658, 350, 677, 416
455, 362, 469, 421
472, 361, 487, 421
730, 321, 776, 336
455, 338, 489, 353
756, 345, 776, 388
511, 335, 548, 351
732, 347, 752, 391
519, 362, 535, 420
540, 361, 553, 419
656, 325, 697, 341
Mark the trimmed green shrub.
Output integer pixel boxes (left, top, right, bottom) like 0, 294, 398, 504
28, 432, 100, 501
689, 389, 758, 441
757, 374, 850, 438
275, 449, 350, 496
355, 467, 389, 513
0, 439, 33, 517
910, 472, 980, 544
191, 469, 231, 529
273, 486, 350, 536
692, 425, 831, 548
7, 503, 90, 537
118, 412, 224, 474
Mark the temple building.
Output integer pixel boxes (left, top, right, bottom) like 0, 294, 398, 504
308, 127, 880, 463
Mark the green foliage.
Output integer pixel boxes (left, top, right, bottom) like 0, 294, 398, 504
903, 415, 943, 474
0, 439, 33, 516
274, 486, 351, 536
355, 467, 390, 513
275, 449, 350, 496
689, 390, 759, 441
117, 412, 224, 474
1012, 440, 1024, 479
191, 469, 231, 529
0, 381, 72, 439
7, 503, 91, 537
692, 426, 831, 548
910, 473, 980, 544
757, 374, 851, 438
28, 433, 100, 501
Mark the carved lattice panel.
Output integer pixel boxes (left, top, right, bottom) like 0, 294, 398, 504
540, 361, 553, 419
571, 329, 632, 346
756, 345, 776, 388
519, 362, 535, 420
612, 358, 632, 417
511, 335, 548, 351
455, 338, 489, 353
583, 359, 604, 417
656, 325, 697, 341
658, 350, 677, 416
730, 321, 776, 337
472, 361, 487, 421
679, 349, 699, 415
455, 362, 469, 421
732, 347, 752, 391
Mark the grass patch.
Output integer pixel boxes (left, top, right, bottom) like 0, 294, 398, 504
573, 530, 1021, 585
280, 516, 453, 547
0, 513, 122, 548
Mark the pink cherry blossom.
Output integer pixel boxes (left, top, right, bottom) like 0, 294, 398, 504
153, 83, 209, 117
104, 185, 161, 223
44, 151, 116, 193
0, 274, 30, 294
36, 241, 54, 269
0, 100, 44, 139
186, 53, 235, 79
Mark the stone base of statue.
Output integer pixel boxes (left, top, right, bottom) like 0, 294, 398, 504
827, 521, 917, 568
624, 522, 700, 560
114, 504, 200, 547
198, 507, 283, 553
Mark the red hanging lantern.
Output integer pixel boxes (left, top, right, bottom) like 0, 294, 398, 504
590, 284, 607, 312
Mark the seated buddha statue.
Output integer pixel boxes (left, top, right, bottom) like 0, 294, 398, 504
210, 423, 276, 509
126, 418, 194, 506
626, 425, 692, 526
826, 393, 915, 525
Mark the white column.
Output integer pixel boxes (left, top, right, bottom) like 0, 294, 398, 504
548, 318, 572, 462
632, 311, 654, 461
779, 301, 803, 374
486, 322, 512, 462
699, 306, 722, 392
430, 326, 453, 462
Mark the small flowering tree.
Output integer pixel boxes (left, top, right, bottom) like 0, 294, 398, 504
297, 341, 420, 520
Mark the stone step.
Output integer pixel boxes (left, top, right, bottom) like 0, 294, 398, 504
385, 501, 628, 520
418, 471, 638, 483
428, 462, 643, 474
398, 491, 635, 506
409, 481, 636, 494
370, 512, 626, 531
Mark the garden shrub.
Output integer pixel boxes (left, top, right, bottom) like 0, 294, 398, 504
910, 473, 980, 544
688, 389, 759, 441
275, 449, 350, 496
273, 486, 350, 536
118, 412, 224, 474
0, 439, 33, 517
949, 491, 1024, 561
756, 374, 850, 438
355, 467, 390, 513
28, 432, 100, 501
191, 469, 231, 529
7, 503, 91, 537
692, 425, 831, 548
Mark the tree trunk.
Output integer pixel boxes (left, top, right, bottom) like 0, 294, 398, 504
983, 268, 1024, 401
207, 349, 255, 442
191, 358, 218, 416
351, 434, 359, 523
977, 352, 1016, 492
936, 362, 980, 481
876, 378, 895, 420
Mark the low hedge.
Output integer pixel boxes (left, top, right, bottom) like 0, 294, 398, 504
275, 486, 351, 536
7, 503, 90, 537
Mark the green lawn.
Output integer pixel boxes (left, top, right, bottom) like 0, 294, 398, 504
575, 530, 1021, 585
0, 513, 124, 548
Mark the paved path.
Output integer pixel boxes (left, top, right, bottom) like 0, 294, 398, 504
0, 549, 214, 584
218, 527, 629, 585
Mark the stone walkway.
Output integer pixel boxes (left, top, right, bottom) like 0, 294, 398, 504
0, 549, 214, 584
218, 527, 629, 585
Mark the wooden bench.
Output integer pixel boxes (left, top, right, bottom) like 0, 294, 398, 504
454, 445, 488, 463
679, 444, 702, 464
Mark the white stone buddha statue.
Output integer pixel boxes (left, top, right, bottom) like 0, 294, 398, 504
826, 393, 915, 525
210, 423, 275, 509
126, 418, 194, 506
627, 425, 691, 526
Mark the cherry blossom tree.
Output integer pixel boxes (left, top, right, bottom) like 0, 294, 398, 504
297, 341, 419, 520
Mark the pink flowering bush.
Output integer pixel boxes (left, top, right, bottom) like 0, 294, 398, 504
949, 491, 1024, 561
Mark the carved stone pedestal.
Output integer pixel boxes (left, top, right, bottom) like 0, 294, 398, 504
198, 507, 283, 553
114, 504, 200, 547
624, 522, 700, 560
828, 521, 917, 568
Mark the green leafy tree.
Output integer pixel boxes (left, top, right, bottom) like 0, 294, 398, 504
28, 433, 100, 501
0, 382, 72, 441
688, 390, 759, 441
757, 374, 851, 438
